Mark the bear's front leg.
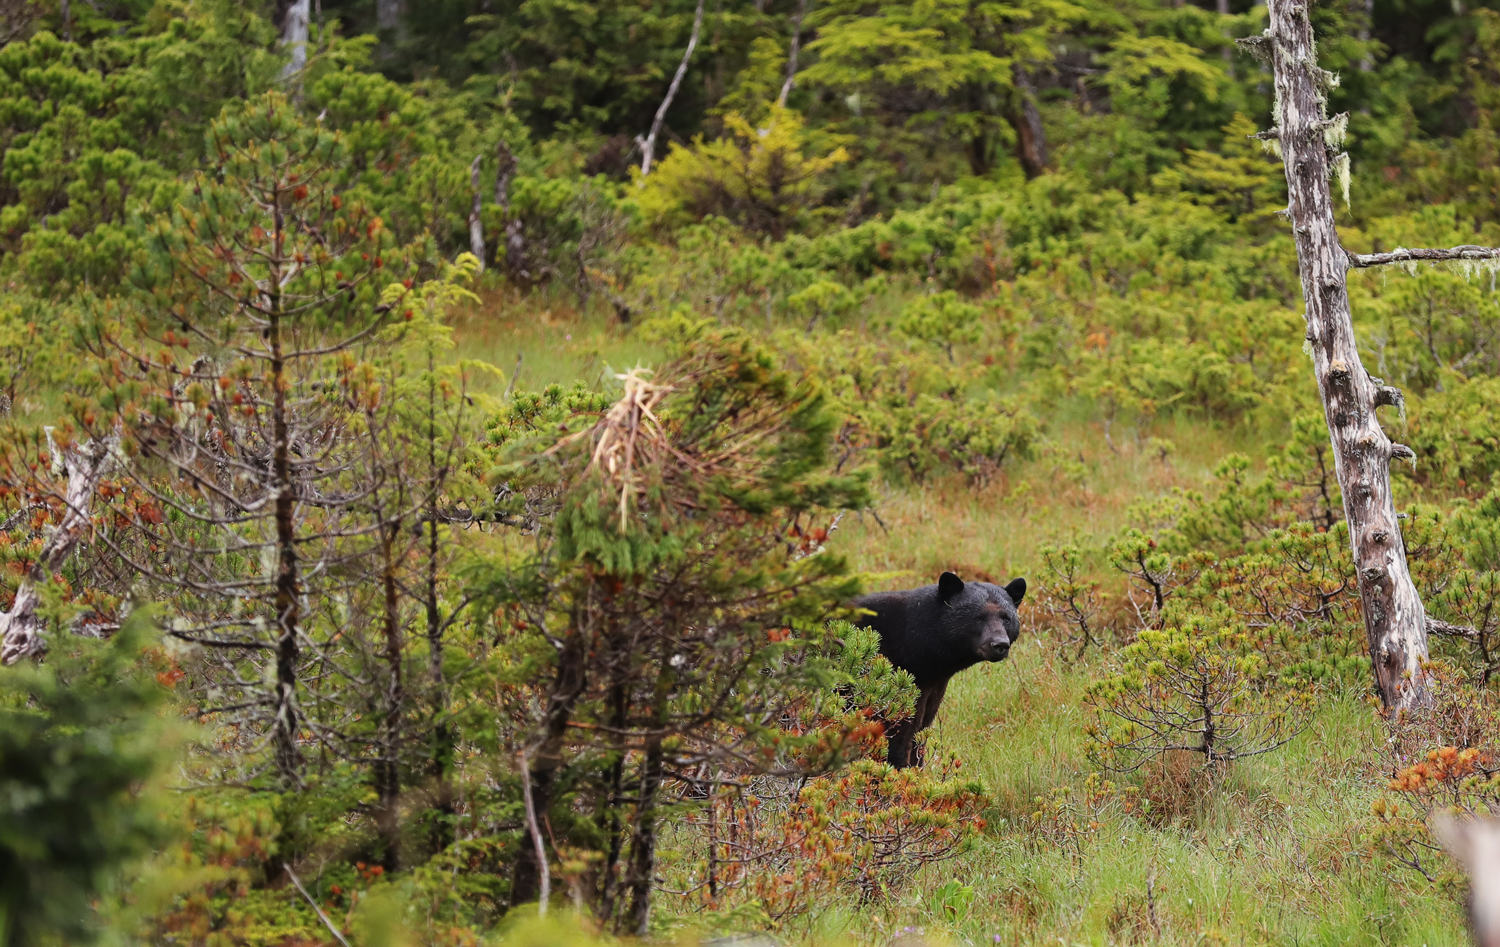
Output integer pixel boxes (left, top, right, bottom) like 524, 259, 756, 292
884, 715, 918, 769
918, 679, 949, 730
885, 681, 947, 768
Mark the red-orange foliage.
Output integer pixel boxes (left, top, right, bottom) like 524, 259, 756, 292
1370, 662, 1500, 888
666, 759, 986, 924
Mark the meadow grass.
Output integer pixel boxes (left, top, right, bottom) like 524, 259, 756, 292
447, 284, 662, 397
452, 292, 1467, 947
881, 649, 1464, 947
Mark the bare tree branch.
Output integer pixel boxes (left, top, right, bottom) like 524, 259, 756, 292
1348, 245, 1500, 268
776, 0, 809, 108
637, 0, 705, 178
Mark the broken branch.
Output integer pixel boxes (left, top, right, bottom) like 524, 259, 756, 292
1348, 245, 1500, 268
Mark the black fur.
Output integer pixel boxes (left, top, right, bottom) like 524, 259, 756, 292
853, 572, 1025, 768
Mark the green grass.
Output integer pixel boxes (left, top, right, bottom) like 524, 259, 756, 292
448, 284, 662, 397
453, 292, 1467, 947
833, 412, 1263, 594
882, 651, 1463, 946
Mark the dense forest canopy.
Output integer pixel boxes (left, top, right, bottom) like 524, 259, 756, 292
6, 0, 1500, 943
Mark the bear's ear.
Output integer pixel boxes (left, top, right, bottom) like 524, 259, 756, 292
938, 571, 965, 602
1004, 577, 1027, 606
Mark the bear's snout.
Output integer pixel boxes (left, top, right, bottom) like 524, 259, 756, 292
978, 634, 1011, 662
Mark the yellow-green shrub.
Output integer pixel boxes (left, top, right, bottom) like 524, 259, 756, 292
635, 107, 849, 238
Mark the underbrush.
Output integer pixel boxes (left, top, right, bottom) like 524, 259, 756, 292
646, 635, 1467, 946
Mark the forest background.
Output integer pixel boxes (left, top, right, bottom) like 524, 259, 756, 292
6, 0, 1500, 943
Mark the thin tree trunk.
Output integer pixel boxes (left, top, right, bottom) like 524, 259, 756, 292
1241, 0, 1500, 711
510, 623, 589, 906
495, 141, 515, 209
637, 0, 706, 178
1357, 0, 1375, 71
269, 196, 305, 788
376, 0, 405, 34
495, 140, 526, 278
622, 665, 674, 935
623, 736, 664, 935
595, 653, 630, 922
425, 350, 454, 853
1009, 66, 1048, 179
468, 154, 485, 273
519, 746, 550, 916
280, 0, 311, 83
776, 0, 809, 108
375, 526, 405, 872
1217, 0, 1234, 67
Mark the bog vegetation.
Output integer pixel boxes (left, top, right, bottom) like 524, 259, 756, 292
6, 0, 1500, 943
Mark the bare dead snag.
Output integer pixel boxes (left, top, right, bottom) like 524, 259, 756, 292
280, 0, 311, 84
495, 140, 527, 279
518, 747, 551, 917
1241, 0, 1497, 712
776, 0, 809, 108
1009, 66, 1049, 179
376, 0, 406, 37
468, 154, 486, 273
0, 436, 115, 665
637, 0, 705, 178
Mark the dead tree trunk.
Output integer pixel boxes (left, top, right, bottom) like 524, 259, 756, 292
1244, 0, 1500, 712
467, 154, 485, 273
509, 624, 589, 907
376, 0, 406, 34
776, 0, 809, 108
495, 140, 526, 279
280, 0, 311, 83
637, 0, 705, 178
1008, 66, 1048, 179
0, 436, 115, 664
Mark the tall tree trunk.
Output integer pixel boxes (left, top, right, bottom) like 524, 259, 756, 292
776, 0, 809, 108
1009, 66, 1048, 179
425, 351, 454, 854
269, 196, 306, 787
376, 0, 405, 33
468, 154, 485, 273
622, 664, 674, 935
1357, 0, 1375, 72
510, 622, 590, 906
1249, 0, 1445, 712
637, 0, 705, 178
280, 0, 310, 83
595, 643, 631, 922
622, 736, 665, 935
495, 140, 526, 278
1216, 0, 1234, 67
375, 527, 405, 872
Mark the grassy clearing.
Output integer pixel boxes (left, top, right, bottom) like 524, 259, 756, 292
889, 651, 1460, 946
659, 644, 1466, 945
452, 294, 1465, 946
833, 412, 1265, 593
448, 286, 661, 397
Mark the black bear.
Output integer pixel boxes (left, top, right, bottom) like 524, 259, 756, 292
853, 572, 1026, 768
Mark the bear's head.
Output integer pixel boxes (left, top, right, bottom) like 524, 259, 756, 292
938, 571, 1025, 663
